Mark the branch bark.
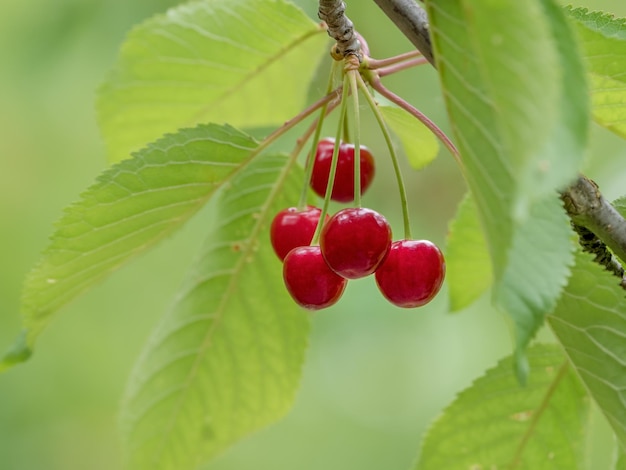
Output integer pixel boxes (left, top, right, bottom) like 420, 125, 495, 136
561, 176, 626, 267
371, 0, 435, 66
318, 1, 361, 58
371, 0, 626, 278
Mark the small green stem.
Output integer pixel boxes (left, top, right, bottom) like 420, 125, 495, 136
356, 73, 411, 240
348, 69, 362, 208
311, 76, 351, 245
298, 61, 340, 209
342, 110, 351, 144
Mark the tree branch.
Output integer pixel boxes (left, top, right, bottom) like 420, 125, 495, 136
371, 0, 435, 66
318, 1, 361, 59
372, 0, 626, 280
561, 176, 626, 268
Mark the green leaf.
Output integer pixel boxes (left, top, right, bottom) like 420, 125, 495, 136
445, 192, 492, 312
1, 124, 258, 371
548, 249, 626, 450
122, 153, 309, 469
379, 105, 439, 170
616, 446, 626, 469
566, 7, 626, 139
415, 344, 589, 470
425, 0, 587, 369
98, 0, 327, 162
614, 196, 626, 216
494, 196, 574, 382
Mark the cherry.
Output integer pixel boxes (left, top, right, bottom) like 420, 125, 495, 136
283, 246, 347, 310
320, 207, 391, 279
310, 138, 375, 202
375, 239, 445, 308
270, 206, 326, 261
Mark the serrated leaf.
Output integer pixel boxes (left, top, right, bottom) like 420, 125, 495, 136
122, 154, 309, 470
446, 192, 492, 312
1, 124, 258, 372
98, 0, 327, 162
566, 7, 626, 139
425, 0, 586, 369
415, 344, 589, 470
494, 196, 574, 382
379, 105, 439, 170
548, 250, 626, 450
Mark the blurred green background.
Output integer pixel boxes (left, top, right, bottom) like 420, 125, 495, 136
1, 0, 626, 469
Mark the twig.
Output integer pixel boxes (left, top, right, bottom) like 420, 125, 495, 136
570, 223, 625, 279
371, 0, 434, 66
319, 1, 361, 59
561, 176, 626, 269
372, 0, 626, 283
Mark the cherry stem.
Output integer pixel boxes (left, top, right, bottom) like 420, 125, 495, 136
298, 61, 341, 209
356, 72, 412, 240
342, 110, 351, 143
253, 85, 340, 165
369, 75, 462, 167
365, 50, 423, 70
311, 75, 351, 245
348, 69, 362, 208
377, 57, 429, 77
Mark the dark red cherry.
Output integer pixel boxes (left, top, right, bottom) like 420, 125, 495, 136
270, 206, 326, 261
283, 246, 347, 310
375, 239, 445, 308
310, 138, 375, 202
320, 207, 392, 279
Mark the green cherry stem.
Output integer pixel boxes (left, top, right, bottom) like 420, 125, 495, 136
348, 69, 362, 208
311, 74, 351, 246
298, 61, 341, 209
342, 110, 351, 144
356, 72, 412, 240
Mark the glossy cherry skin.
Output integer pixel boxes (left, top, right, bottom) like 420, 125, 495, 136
320, 207, 392, 279
375, 239, 445, 308
270, 206, 325, 261
310, 138, 375, 202
283, 246, 347, 310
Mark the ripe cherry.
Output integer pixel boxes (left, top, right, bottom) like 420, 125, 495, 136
320, 207, 392, 279
283, 246, 347, 310
310, 138, 375, 202
270, 206, 326, 261
375, 239, 445, 308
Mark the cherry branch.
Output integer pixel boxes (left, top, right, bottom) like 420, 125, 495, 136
561, 176, 626, 272
371, 0, 435, 66
372, 0, 626, 281
318, 1, 361, 59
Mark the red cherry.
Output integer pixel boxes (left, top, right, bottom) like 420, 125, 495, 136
310, 138, 375, 202
283, 246, 347, 310
270, 206, 326, 261
375, 240, 445, 308
320, 207, 392, 279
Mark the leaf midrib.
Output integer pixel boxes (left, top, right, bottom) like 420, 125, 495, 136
151, 153, 298, 463
507, 360, 570, 470
187, 25, 325, 127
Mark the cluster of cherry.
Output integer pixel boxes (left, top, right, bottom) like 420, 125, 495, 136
270, 138, 445, 310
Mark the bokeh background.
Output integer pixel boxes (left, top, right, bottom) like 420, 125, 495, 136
1, 1, 626, 469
